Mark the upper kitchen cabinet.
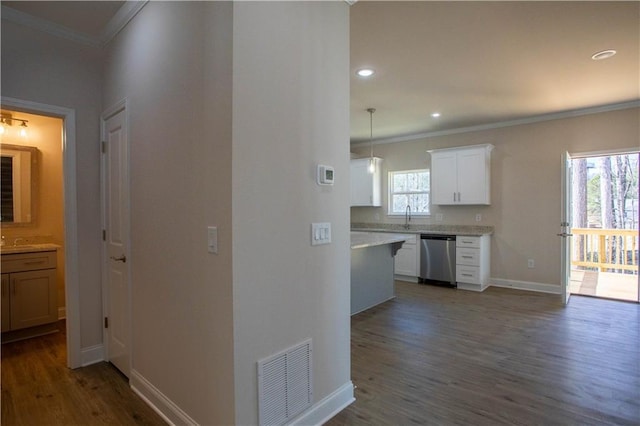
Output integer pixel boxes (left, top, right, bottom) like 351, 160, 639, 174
351, 157, 382, 207
429, 144, 493, 205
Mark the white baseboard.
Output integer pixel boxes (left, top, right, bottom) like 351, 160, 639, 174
130, 369, 197, 426
289, 380, 355, 426
490, 278, 561, 294
394, 274, 419, 283
58, 307, 66, 320
81, 344, 104, 367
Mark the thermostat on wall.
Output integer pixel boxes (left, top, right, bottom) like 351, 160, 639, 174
317, 165, 334, 185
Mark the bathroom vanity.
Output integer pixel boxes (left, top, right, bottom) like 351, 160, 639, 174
1, 244, 60, 340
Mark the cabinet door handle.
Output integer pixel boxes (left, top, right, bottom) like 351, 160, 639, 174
24, 260, 46, 265
462, 255, 473, 259
462, 273, 473, 277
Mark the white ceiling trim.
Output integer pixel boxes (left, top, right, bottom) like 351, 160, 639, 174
351, 101, 640, 147
1, 1, 148, 48
1, 5, 100, 47
100, 1, 148, 46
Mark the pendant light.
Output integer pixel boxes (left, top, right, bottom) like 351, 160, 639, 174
367, 108, 376, 174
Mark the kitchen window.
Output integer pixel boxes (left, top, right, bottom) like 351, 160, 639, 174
388, 169, 430, 215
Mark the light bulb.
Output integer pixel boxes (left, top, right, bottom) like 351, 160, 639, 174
368, 158, 376, 173
19, 127, 27, 137
0, 125, 5, 135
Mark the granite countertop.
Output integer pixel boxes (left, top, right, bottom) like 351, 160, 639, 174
0, 243, 62, 255
351, 231, 411, 249
351, 222, 494, 236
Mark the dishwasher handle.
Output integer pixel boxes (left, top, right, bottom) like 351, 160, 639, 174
420, 234, 456, 241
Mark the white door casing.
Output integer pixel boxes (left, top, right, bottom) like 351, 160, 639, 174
560, 151, 573, 305
102, 102, 131, 377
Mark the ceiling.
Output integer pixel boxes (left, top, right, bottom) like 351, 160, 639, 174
3, 1, 639, 144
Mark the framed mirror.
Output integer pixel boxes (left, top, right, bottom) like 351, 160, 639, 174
0, 144, 38, 226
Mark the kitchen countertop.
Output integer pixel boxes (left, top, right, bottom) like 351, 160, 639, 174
350, 231, 412, 249
351, 222, 494, 236
0, 243, 62, 255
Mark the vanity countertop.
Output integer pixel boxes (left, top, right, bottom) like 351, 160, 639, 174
0, 243, 62, 255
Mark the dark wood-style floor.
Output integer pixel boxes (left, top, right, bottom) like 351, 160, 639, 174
2, 284, 638, 425
1, 321, 166, 426
327, 282, 640, 426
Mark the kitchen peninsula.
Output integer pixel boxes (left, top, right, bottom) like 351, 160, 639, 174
350, 232, 407, 315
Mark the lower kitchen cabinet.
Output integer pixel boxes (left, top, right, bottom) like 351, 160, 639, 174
1, 251, 58, 332
456, 235, 490, 291
394, 234, 420, 281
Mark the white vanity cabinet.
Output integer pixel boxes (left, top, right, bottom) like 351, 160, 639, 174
1, 251, 58, 332
455, 235, 490, 291
394, 233, 420, 281
429, 144, 493, 205
351, 157, 382, 207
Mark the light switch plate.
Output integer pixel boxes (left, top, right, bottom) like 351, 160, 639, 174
311, 222, 331, 246
208, 226, 218, 254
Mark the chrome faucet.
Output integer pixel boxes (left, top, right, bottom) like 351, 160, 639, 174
404, 205, 411, 229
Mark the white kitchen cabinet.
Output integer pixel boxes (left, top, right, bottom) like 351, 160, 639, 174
1, 251, 58, 332
429, 144, 493, 205
394, 234, 420, 281
455, 235, 491, 291
351, 157, 382, 207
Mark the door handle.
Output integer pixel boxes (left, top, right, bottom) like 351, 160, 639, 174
556, 233, 574, 237
110, 255, 127, 263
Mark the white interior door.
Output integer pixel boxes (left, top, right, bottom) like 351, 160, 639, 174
102, 105, 131, 376
560, 151, 573, 305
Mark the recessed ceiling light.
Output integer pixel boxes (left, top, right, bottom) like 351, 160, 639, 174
591, 49, 617, 61
431, 112, 441, 118
356, 68, 375, 77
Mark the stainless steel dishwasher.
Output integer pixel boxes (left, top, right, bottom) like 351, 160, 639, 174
419, 234, 456, 286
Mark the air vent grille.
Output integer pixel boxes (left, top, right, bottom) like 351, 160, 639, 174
257, 339, 312, 426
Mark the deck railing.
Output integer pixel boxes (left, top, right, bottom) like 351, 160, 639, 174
571, 228, 639, 274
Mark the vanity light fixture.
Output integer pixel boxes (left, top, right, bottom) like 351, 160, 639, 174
591, 49, 616, 61
19, 122, 28, 138
367, 107, 376, 174
0, 113, 29, 138
357, 68, 375, 77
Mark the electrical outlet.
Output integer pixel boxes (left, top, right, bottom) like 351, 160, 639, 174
527, 259, 535, 269
475, 214, 482, 222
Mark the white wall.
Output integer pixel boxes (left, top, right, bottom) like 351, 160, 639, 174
351, 107, 640, 288
1, 20, 104, 349
103, 2, 235, 424
232, 2, 351, 424
104, 1, 351, 423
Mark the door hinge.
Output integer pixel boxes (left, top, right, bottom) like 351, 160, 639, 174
102, 229, 106, 241
104, 317, 109, 328
101, 141, 106, 153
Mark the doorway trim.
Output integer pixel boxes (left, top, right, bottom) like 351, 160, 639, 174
1, 96, 81, 368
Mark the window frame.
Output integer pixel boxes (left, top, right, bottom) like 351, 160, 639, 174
387, 168, 430, 216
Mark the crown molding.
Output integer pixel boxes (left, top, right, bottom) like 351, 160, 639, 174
101, 1, 148, 45
1, 1, 148, 48
351, 100, 640, 147
1, 5, 100, 47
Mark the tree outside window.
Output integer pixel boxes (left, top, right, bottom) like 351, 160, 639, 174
388, 169, 430, 215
